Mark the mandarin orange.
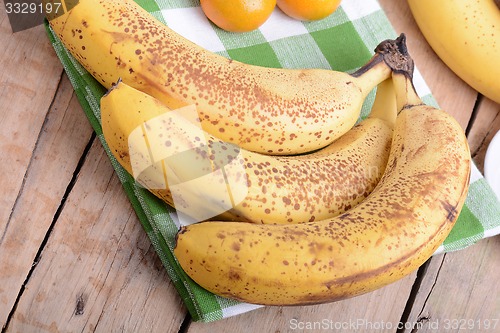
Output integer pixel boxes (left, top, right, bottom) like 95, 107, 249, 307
201, 0, 277, 32
277, 0, 341, 21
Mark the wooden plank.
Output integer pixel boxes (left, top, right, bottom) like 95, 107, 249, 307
378, 0, 477, 129
467, 97, 500, 173
0, 7, 64, 226
400, 237, 500, 333
0, 75, 93, 327
6, 141, 187, 333
187, 274, 416, 333
1, 3, 70, 325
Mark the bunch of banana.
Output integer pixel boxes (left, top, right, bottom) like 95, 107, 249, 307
46, 0, 472, 305
44, 0, 408, 155
173, 70, 471, 305
101, 77, 396, 224
408, 0, 500, 104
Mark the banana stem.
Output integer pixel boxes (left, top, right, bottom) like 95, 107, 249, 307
368, 78, 397, 127
352, 34, 414, 98
392, 71, 423, 113
351, 55, 392, 97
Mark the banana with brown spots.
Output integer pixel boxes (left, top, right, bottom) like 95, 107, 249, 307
45, 0, 406, 155
173, 70, 471, 305
101, 78, 396, 224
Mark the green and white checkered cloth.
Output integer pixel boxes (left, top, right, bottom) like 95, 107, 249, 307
44, 0, 500, 322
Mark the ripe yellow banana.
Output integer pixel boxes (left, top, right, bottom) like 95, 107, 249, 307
101, 78, 396, 224
408, 0, 500, 104
45, 0, 406, 154
173, 70, 471, 305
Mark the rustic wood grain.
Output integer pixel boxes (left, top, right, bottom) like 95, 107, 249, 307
6, 141, 187, 333
0, 75, 93, 327
378, 0, 477, 129
0, 7, 64, 231
187, 273, 416, 333
400, 237, 500, 333
0, 5, 70, 327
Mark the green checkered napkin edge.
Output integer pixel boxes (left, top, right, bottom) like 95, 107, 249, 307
44, 0, 500, 322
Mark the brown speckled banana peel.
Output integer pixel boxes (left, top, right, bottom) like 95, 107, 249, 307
173, 71, 471, 305
101, 80, 395, 224
45, 0, 402, 155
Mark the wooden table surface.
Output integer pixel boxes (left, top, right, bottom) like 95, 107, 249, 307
1, 1, 499, 332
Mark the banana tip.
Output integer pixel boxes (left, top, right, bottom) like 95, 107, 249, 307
174, 226, 189, 249
103, 78, 123, 97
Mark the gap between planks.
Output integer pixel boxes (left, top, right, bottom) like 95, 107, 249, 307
0, 71, 65, 247
406, 259, 446, 333
1, 90, 96, 333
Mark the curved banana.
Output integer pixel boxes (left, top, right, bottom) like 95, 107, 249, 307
45, 0, 405, 154
408, 0, 500, 104
173, 70, 471, 305
101, 79, 396, 224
